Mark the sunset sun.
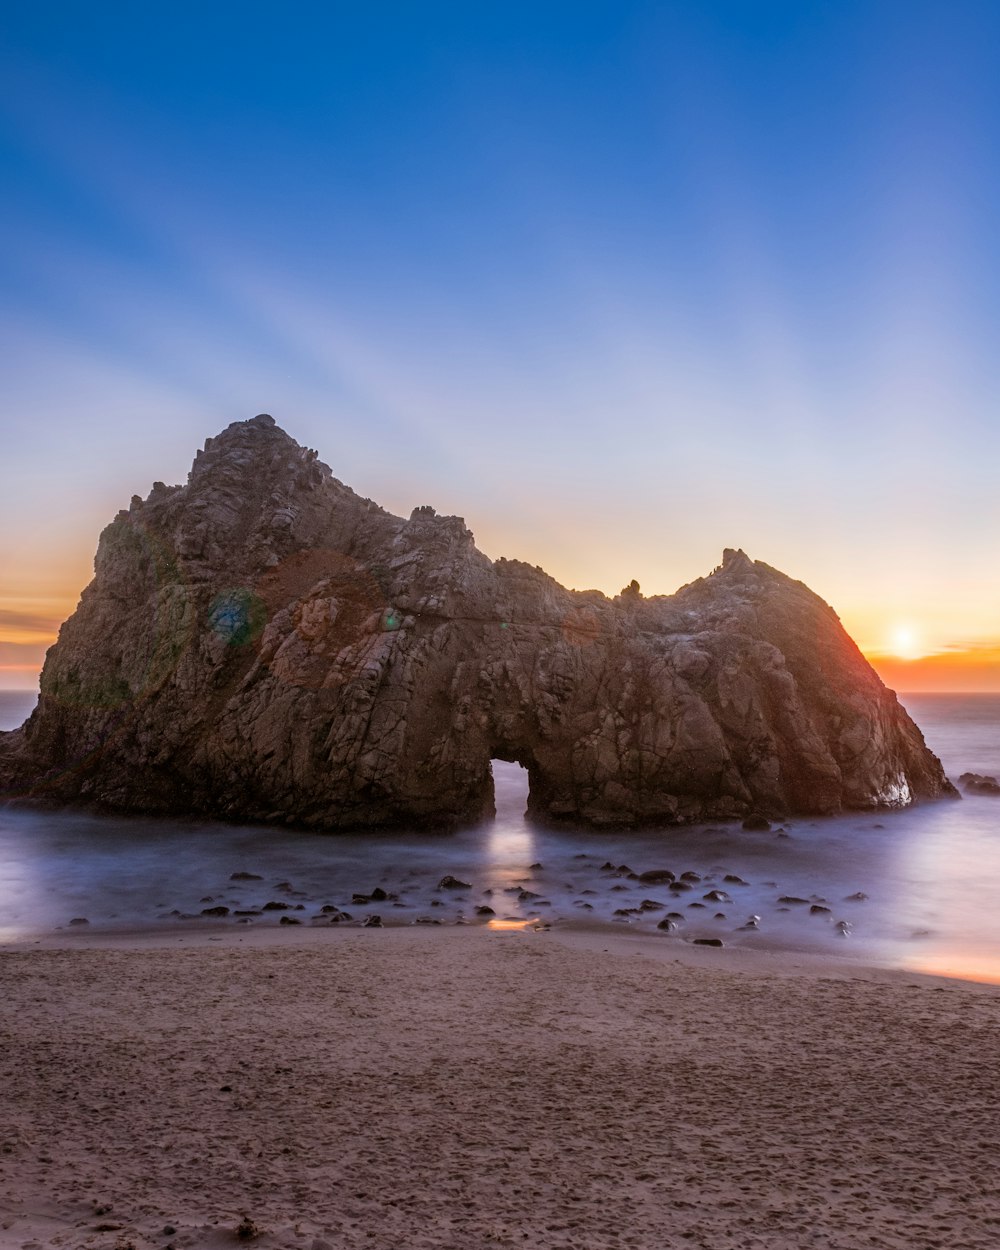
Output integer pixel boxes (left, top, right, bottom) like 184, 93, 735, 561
889, 624, 923, 660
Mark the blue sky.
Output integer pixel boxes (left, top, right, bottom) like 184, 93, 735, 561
3, 1, 1000, 687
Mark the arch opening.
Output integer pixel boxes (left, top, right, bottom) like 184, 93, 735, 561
489, 757, 530, 821
486, 758, 535, 878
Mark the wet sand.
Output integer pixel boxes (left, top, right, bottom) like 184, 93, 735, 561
2, 926, 999, 1250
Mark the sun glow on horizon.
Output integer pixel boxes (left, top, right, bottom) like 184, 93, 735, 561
888, 624, 924, 661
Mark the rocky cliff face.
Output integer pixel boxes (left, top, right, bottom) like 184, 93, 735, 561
0, 415, 956, 828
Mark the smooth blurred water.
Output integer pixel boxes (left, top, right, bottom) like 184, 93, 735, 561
1, 690, 999, 981
0, 691, 37, 733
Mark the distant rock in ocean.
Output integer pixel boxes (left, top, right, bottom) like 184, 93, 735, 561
0, 414, 957, 828
958, 772, 1000, 795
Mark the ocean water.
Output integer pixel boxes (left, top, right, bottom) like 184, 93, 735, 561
1, 690, 999, 982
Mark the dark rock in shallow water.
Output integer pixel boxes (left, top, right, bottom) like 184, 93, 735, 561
693, 938, 724, 947
68, 917, 89, 926
638, 869, 675, 884
279, 915, 301, 925
438, 875, 471, 890
0, 415, 955, 829
742, 813, 771, 831
230, 872, 263, 881
959, 772, 1000, 795
200, 905, 230, 917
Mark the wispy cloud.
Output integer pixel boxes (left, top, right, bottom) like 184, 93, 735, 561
0, 607, 64, 636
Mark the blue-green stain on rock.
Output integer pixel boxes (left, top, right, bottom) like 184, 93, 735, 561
383, 609, 401, 631
209, 589, 267, 646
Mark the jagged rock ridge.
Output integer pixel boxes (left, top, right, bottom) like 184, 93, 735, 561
0, 415, 956, 828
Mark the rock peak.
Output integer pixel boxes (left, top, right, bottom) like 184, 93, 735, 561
721, 547, 754, 572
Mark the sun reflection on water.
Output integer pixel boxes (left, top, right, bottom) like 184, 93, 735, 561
900, 952, 1000, 985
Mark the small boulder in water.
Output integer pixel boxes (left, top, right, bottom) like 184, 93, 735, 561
438, 875, 471, 890
742, 814, 771, 831
959, 771, 1000, 795
693, 937, 724, 947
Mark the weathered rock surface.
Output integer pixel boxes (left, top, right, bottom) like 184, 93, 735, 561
0, 414, 957, 828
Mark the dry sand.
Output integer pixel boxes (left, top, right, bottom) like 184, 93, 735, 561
1, 926, 999, 1250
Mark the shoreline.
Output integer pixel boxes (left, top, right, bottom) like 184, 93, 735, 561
10, 916, 1000, 991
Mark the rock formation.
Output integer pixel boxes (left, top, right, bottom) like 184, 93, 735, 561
0, 415, 957, 828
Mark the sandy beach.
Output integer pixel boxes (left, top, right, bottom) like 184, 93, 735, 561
1, 928, 999, 1250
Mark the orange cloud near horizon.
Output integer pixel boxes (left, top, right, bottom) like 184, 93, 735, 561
866, 646, 1000, 694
